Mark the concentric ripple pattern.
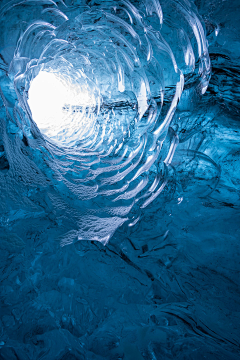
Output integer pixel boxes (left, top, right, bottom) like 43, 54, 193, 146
0, 0, 213, 245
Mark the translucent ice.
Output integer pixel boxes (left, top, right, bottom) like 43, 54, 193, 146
0, 0, 212, 244
0, 0, 240, 359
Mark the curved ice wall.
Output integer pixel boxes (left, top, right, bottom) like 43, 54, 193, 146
0, 0, 216, 245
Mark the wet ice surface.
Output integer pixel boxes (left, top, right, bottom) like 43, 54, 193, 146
0, 0, 240, 359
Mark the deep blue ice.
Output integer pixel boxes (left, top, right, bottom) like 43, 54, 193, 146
0, 0, 239, 359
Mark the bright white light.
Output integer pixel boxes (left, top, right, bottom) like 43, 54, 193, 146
28, 71, 95, 144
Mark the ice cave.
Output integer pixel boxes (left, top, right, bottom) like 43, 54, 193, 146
0, 0, 239, 358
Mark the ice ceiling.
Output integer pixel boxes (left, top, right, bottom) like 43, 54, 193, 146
0, 0, 240, 359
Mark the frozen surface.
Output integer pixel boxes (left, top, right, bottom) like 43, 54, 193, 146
0, 0, 240, 359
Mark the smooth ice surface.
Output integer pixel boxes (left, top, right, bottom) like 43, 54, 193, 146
0, 0, 240, 359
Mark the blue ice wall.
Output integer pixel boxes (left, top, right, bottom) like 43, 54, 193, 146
0, 0, 240, 359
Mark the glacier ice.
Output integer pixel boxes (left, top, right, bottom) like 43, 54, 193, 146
0, 0, 212, 243
0, 0, 240, 359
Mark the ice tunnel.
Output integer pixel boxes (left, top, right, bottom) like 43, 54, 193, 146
0, 0, 240, 359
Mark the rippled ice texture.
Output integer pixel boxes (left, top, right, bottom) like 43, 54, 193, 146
0, 0, 239, 359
